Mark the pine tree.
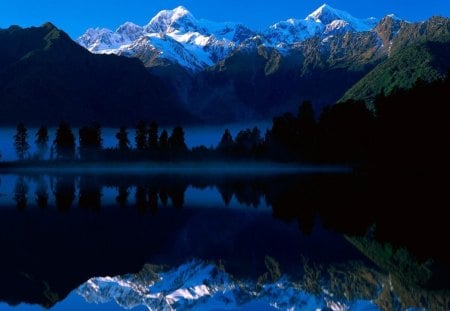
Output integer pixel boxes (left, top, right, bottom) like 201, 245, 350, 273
35, 126, 49, 160
54, 122, 76, 160
14, 123, 30, 161
148, 121, 159, 151
116, 127, 130, 151
135, 121, 147, 151
297, 101, 317, 159
159, 130, 169, 151
79, 123, 103, 160
218, 129, 234, 154
169, 126, 187, 153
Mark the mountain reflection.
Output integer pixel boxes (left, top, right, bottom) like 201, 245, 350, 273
0, 171, 448, 309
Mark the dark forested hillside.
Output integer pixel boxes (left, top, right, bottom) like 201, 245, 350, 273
0, 23, 194, 126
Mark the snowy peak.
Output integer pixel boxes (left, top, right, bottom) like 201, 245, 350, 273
116, 22, 142, 35
77, 4, 391, 70
306, 3, 378, 31
264, 4, 379, 45
145, 6, 197, 33
116, 22, 143, 42
307, 4, 346, 24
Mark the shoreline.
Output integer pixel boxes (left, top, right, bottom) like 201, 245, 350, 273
0, 161, 352, 175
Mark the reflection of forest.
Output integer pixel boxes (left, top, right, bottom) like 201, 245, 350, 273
10, 172, 450, 263
2, 171, 449, 309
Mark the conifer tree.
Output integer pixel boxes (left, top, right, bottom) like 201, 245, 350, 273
14, 123, 30, 161
35, 126, 49, 160
54, 122, 76, 160
116, 127, 130, 151
135, 121, 147, 151
148, 121, 159, 151
159, 130, 169, 151
169, 126, 187, 153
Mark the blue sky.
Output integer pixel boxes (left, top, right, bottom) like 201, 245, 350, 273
1, 0, 449, 38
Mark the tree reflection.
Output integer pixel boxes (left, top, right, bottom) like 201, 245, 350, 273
148, 186, 158, 215
159, 186, 169, 207
54, 176, 75, 212
116, 185, 129, 208
168, 185, 185, 209
135, 185, 147, 214
78, 176, 102, 210
14, 176, 28, 210
35, 177, 49, 209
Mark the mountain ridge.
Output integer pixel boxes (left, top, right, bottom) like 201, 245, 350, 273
0, 23, 195, 126
77, 4, 380, 72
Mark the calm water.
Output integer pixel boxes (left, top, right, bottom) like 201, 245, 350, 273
0, 170, 448, 310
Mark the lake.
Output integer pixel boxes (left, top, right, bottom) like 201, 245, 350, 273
0, 169, 448, 310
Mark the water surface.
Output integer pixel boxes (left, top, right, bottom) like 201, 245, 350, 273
0, 170, 448, 310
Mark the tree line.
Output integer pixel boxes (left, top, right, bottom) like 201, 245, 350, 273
4, 70, 450, 166
9, 122, 189, 162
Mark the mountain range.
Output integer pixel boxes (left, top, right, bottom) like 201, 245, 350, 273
0, 4, 449, 126
78, 4, 380, 73
77, 4, 450, 123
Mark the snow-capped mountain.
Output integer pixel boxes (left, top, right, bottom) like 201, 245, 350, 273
78, 6, 255, 71
77, 260, 379, 310
77, 4, 379, 71
264, 4, 378, 46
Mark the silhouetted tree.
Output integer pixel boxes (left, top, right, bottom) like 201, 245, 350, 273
35, 126, 49, 160
159, 130, 169, 151
79, 123, 103, 161
135, 121, 147, 151
169, 126, 187, 154
218, 129, 234, 155
54, 122, 76, 160
14, 123, 29, 161
297, 101, 317, 160
148, 121, 159, 152
269, 113, 298, 160
318, 100, 375, 163
116, 127, 130, 152
234, 127, 262, 157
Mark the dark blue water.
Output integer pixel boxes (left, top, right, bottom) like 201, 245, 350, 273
0, 170, 447, 310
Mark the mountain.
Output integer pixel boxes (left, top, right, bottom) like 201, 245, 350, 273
77, 4, 378, 72
75, 6, 450, 123
75, 4, 414, 123
342, 17, 450, 103
0, 23, 194, 126
264, 4, 378, 46
78, 6, 256, 72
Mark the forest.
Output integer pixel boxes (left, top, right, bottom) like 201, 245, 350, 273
2, 71, 449, 168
